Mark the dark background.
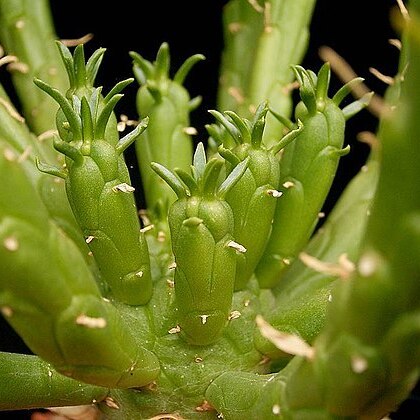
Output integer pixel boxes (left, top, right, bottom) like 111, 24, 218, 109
2, 0, 418, 418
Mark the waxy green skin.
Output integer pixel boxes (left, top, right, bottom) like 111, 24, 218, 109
151, 144, 249, 345
256, 65, 361, 288
34, 69, 153, 305
131, 43, 204, 219
0, 84, 94, 269
208, 104, 301, 290
169, 197, 237, 345
0, 0, 68, 134
0, 143, 159, 389
207, 6, 420, 418
254, 157, 380, 361
0, 0, 419, 418
218, 0, 317, 148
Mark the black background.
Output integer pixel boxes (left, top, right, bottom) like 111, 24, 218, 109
1, 0, 418, 418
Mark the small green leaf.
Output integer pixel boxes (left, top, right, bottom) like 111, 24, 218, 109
85, 47, 107, 86
116, 117, 149, 155
217, 157, 249, 198
342, 92, 373, 120
151, 162, 188, 198
193, 142, 207, 179
332, 77, 365, 106
174, 54, 205, 85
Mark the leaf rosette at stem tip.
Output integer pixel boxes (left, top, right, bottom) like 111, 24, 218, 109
255, 62, 372, 289
151, 142, 249, 345
33, 70, 153, 306
206, 101, 303, 291
54, 41, 128, 146
130, 42, 205, 222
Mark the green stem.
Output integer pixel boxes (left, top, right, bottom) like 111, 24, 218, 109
0, 0, 68, 134
218, 0, 317, 147
0, 352, 108, 411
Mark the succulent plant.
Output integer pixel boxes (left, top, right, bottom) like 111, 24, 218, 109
0, 0, 419, 419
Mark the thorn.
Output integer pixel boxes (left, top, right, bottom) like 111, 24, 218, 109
85, 235, 95, 244
144, 381, 158, 392
195, 400, 214, 412
258, 355, 271, 365
138, 209, 151, 226
104, 396, 120, 410
0, 98, 25, 122
369, 67, 394, 85
182, 217, 203, 227
263, 2, 272, 33
318, 212, 325, 219
157, 231, 166, 242
228, 22, 243, 34
0, 55, 18, 67
228, 310, 241, 320
396, 0, 410, 20
168, 262, 177, 270
266, 189, 283, 198
168, 325, 181, 334
112, 183, 135, 193
388, 38, 402, 50
299, 252, 355, 279
183, 126, 198, 135
357, 131, 380, 150
3, 148, 16, 161
15, 20, 25, 29
200, 315, 209, 324
7, 61, 29, 74
358, 251, 380, 277
227, 86, 245, 104
227, 240, 247, 253
272, 404, 281, 416
75, 314, 107, 329
248, 103, 257, 114
37, 130, 58, 142
282, 181, 295, 189
256, 315, 315, 359
140, 224, 154, 233
248, 0, 264, 13
135, 270, 143, 277
60, 33, 94, 47
351, 355, 369, 373
3, 236, 19, 251
0, 306, 13, 317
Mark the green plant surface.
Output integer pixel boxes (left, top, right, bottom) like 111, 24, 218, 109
131, 43, 204, 222
207, 102, 302, 290
0, 0, 419, 419
255, 64, 371, 288
217, 0, 317, 147
0, 0, 68, 134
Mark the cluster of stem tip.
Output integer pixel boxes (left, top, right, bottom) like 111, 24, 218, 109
34, 44, 153, 305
